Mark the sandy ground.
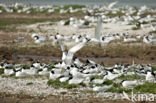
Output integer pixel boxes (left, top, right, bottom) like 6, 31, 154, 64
0, 75, 155, 103
19, 21, 152, 36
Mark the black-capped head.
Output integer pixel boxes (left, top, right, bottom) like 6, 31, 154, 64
69, 76, 73, 80
31, 64, 34, 67
78, 35, 82, 39
70, 64, 74, 68
23, 66, 26, 69
73, 57, 77, 61
86, 59, 90, 64
54, 35, 57, 39
34, 35, 39, 40
67, 66, 70, 70
51, 70, 54, 74
91, 66, 95, 69
0, 63, 4, 66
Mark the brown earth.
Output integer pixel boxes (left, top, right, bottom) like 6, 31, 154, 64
0, 93, 155, 103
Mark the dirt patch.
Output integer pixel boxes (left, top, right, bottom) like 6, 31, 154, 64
0, 44, 155, 66
0, 92, 153, 103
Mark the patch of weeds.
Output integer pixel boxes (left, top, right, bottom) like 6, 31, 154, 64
118, 74, 142, 80
6, 67, 15, 69
152, 66, 156, 71
103, 80, 114, 85
89, 83, 94, 88
0, 69, 4, 75
63, 5, 85, 10
2, 73, 15, 78
21, 64, 30, 69
84, 21, 90, 25
107, 87, 132, 93
149, 30, 156, 34
80, 82, 86, 87
47, 79, 77, 89
90, 75, 103, 80
64, 20, 70, 25
129, 67, 137, 69
134, 82, 156, 94
131, 26, 140, 30
107, 83, 131, 93
26, 82, 33, 85
37, 68, 43, 72
89, 80, 113, 87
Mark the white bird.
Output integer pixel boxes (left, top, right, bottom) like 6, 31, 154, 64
21, 68, 38, 75
122, 80, 138, 88
32, 62, 41, 68
73, 57, 83, 67
124, 37, 137, 42
38, 68, 50, 76
104, 71, 122, 80
93, 85, 113, 92
49, 70, 62, 80
108, 1, 118, 9
4, 68, 15, 75
59, 77, 70, 82
15, 71, 28, 77
68, 77, 84, 84
146, 71, 155, 82
95, 17, 102, 41
33, 35, 46, 44
92, 78, 105, 84
59, 39, 88, 65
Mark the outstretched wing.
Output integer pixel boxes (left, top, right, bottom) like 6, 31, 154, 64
65, 42, 86, 65
95, 17, 102, 40
60, 42, 66, 52
58, 41, 66, 61
108, 1, 118, 9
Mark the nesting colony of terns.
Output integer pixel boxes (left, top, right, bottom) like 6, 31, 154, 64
0, 56, 156, 92
0, 2, 156, 93
31, 17, 156, 45
0, 19, 155, 92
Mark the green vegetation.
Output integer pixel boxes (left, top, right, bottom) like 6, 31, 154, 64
103, 80, 114, 85
131, 26, 140, 30
107, 86, 132, 93
0, 69, 4, 75
21, 64, 30, 69
134, 82, 156, 94
90, 75, 103, 80
118, 75, 143, 80
152, 66, 156, 71
149, 30, 156, 34
26, 82, 33, 85
107, 83, 131, 93
89, 80, 113, 88
105, 11, 124, 18
47, 79, 77, 89
62, 5, 85, 10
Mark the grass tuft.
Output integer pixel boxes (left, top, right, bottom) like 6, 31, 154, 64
152, 66, 156, 71
26, 82, 33, 85
118, 74, 142, 80
90, 75, 103, 80
47, 79, 77, 89
0, 69, 4, 75
134, 82, 156, 94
